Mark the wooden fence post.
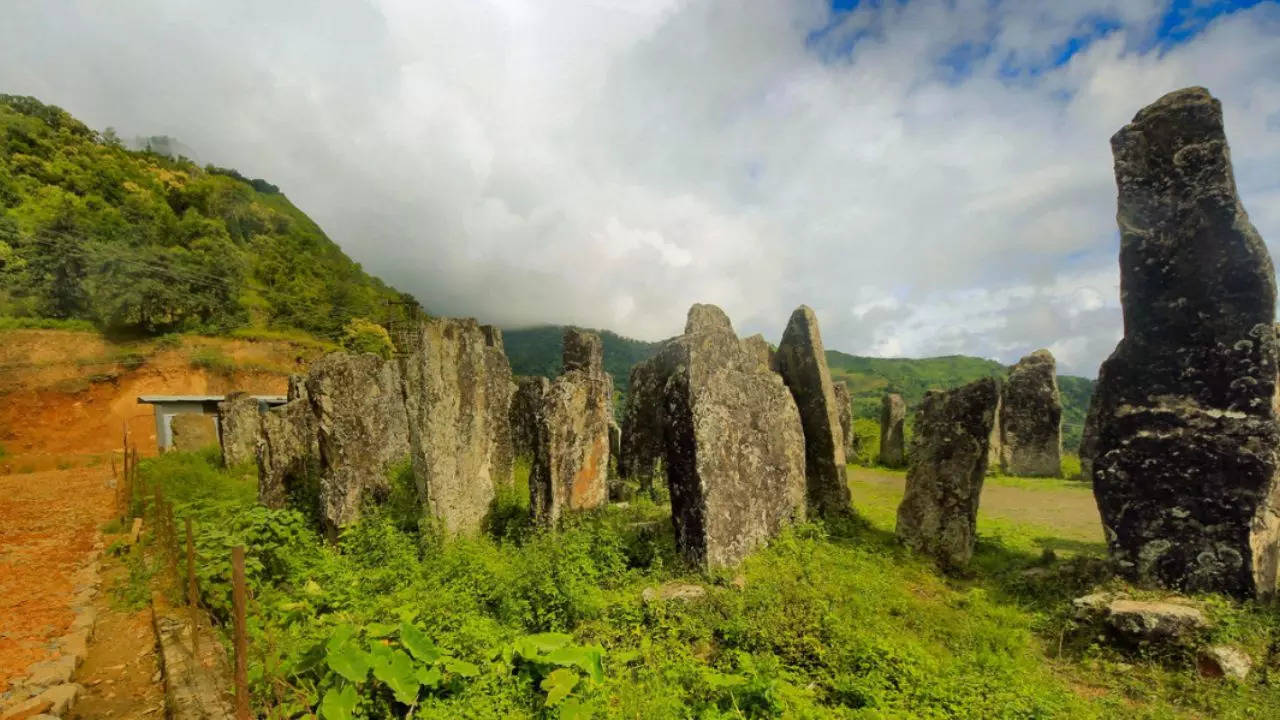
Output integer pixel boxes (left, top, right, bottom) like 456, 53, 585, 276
185, 517, 200, 656
232, 545, 250, 720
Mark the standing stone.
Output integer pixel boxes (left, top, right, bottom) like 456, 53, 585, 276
740, 334, 774, 369
257, 378, 319, 510
774, 305, 850, 516
619, 360, 666, 492
511, 376, 550, 459
895, 378, 1000, 569
879, 394, 906, 467
1090, 87, 1280, 598
530, 329, 612, 526
832, 381, 857, 462
634, 304, 806, 569
218, 392, 261, 467
608, 419, 622, 468
307, 352, 410, 539
170, 413, 219, 452
994, 350, 1062, 477
399, 318, 510, 536
481, 325, 515, 488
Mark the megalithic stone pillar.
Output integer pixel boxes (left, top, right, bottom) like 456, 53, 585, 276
1089, 87, 1280, 599
879, 393, 906, 467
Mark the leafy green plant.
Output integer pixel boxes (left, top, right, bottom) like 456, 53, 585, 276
504, 632, 604, 716
340, 318, 394, 359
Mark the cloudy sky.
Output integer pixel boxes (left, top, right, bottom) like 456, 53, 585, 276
3, 0, 1279, 375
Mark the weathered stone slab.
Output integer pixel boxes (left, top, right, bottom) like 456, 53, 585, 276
256, 382, 318, 511
992, 350, 1061, 477
895, 378, 999, 569
1089, 87, 1280, 599
307, 352, 410, 538
399, 318, 510, 536
740, 334, 774, 369
511, 377, 549, 459
217, 392, 260, 467
530, 329, 612, 526
170, 413, 218, 453
638, 304, 806, 569
774, 305, 850, 516
831, 381, 856, 461
619, 360, 666, 492
879, 393, 906, 467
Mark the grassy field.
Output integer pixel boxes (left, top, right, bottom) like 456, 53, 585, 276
125, 452, 1278, 719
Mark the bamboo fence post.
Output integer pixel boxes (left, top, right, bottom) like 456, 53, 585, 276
185, 517, 200, 656
232, 545, 250, 719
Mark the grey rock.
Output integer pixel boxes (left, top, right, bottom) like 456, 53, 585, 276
740, 334, 774, 369
308, 352, 410, 538
169, 413, 218, 453
399, 318, 511, 536
256, 387, 319, 511
879, 393, 906, 467
1197, 645, 1251, 681
637, 304, 806, 569
895, 378, 999, 569
530, 330, 612, 526
1089, 86, 1280, 599
992, 350, 1062, 477
217, 392, 261, 467
774, 305, 850, 516
831, 381, 857, 462
608, 419, 621, 468
641, 583, 707, 603
619, 360, 666, 493
1104, 599, 1208, 642
510, 377, 550, 459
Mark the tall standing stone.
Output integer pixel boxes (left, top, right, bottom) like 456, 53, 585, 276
511, 376, 550, 459
832, 381, 857, 462
895, 378, 1000, 569
992, 350, 1062, 477
530, 329, 612, 526
879, 393, 906, 467
308, 352, 410, 539
218, 392, 261, 467
257, 379, 318, 511
774, 305, 850, 516
632, 304, 806, 569
399, 318, 511, 536
170, 413, 219, 452
1090, 87, 1280, 598
619, 360, 666, 492
740, 334, 774, 369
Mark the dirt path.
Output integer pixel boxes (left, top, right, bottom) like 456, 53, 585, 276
0, 466, 113, 692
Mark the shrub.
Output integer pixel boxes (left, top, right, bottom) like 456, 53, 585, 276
340, 318, 395, 359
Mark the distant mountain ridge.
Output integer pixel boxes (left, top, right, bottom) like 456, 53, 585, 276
503, 326, 1093, 451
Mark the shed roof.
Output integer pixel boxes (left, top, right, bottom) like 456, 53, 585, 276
137, 395, 287, 405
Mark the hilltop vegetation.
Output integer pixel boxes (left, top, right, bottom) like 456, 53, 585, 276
0, 95, 409, 339
504, 328, 1094, 450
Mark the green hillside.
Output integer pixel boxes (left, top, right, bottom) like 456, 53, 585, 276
0, 95, 409, 339
504, 329, 1093, 451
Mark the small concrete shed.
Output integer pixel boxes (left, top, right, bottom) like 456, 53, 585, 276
137, 395, 286, 452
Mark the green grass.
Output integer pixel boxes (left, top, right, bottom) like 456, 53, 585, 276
135, 451, 1279, 719
229, 326, 340, 352
0, 316, 97, 332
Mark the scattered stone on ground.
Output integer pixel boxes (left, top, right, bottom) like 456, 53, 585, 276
1197, 645, 1251, 681
530, 329, 612, 526
631, 304, 806, 569
215, 392, 260, 468
991, 350, 1061, 477
773, 305, 851, 516
150, 592, 234, 719
399, 318, 513, 536
1089, 86, 1280, 599
168, 414, 218, 453
307, 352, 410, 539
895, 378, 999, 569
641, 583, 707, 604
1102, 599, 1209, 643
879, 393, 906, 468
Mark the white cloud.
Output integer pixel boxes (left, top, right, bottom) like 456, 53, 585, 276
1, 0, 1278, 376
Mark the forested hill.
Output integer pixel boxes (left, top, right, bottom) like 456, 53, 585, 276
0, 95, 410, 339
505, 327, 1093, 451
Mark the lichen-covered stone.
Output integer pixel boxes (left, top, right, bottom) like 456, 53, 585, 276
636, 304, 806, 569
169, 413, 218, 452
530, 329, 612, 526
740, 334, 774, 369
879, 393, 906, 467
895, 378, 999, 569
619, 360, 666, 492
992, 350, 1062, 477
399, 318, 509, 536
307, 352, 410, 538
511, 376, 549, 459
257, 393, 318, 510
831, 381, 856, 462
217, 392, 260, 467
774, 305, 850, 516
1089, 87, 1280, 599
